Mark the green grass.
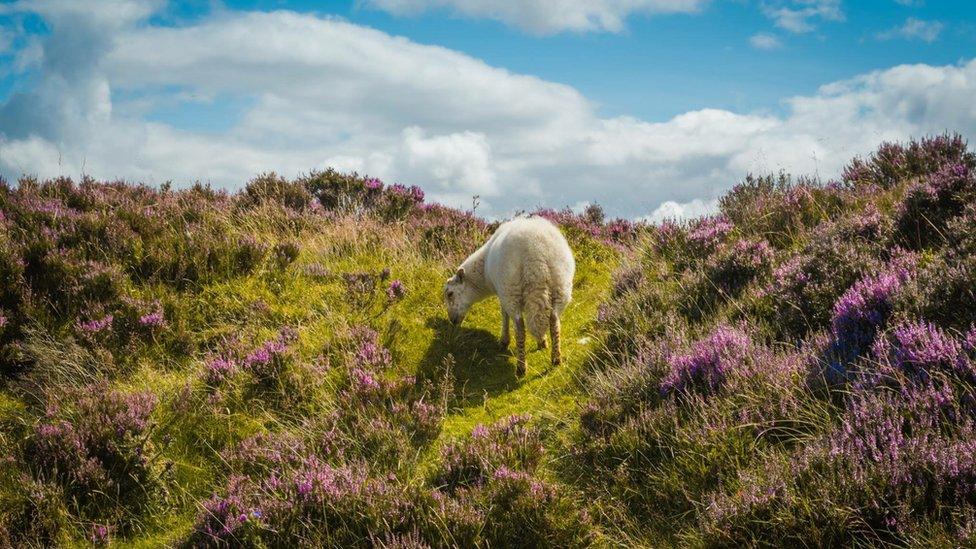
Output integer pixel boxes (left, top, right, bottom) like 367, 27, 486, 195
74, 215, 622, 545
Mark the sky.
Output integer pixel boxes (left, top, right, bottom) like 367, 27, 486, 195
0, 0, 974, 220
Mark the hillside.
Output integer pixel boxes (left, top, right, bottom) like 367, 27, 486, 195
1, 135, 976, 547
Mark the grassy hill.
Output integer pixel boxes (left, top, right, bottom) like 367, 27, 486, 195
2, 135, 976, 546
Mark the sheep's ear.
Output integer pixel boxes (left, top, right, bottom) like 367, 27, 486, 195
456, 268, 465, 282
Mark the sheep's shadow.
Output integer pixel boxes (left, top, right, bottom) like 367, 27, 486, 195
418, 317, 519, 407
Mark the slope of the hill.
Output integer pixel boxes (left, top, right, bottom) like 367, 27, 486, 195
570, 134, 976, 546
3, 134, 976, 547
0, 171, 629, 546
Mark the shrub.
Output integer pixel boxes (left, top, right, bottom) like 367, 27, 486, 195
720, 173, 851, 249
240, 172, 314, 211
684, 238, 773, 315
842, 134, 975, 189
870, 320, 974, 385
760, 208, 890, 340
896, 163, 976, 249
25, 385, 161, 533
431, 415, 543, 494
660, 324, 752, 398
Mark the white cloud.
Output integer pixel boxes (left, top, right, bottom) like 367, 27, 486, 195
0, 0, 165, 27
1, 6, 975, 221
876, 18, 943, 43
762, 0, 843, 33
360, 0, 707, 34
750, 32, 782, 50
396, 127, 498, 198
642, 197, 719, 222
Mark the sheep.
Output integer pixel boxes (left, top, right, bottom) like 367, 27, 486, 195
444, 216, 575, 377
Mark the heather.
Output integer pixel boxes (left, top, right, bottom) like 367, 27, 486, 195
5, 134, 976, 546
574, 134, 976, 545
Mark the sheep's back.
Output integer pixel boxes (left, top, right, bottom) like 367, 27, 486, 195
484, 217, 575, 306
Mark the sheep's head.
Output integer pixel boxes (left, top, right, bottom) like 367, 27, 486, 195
444, 267, 475, 326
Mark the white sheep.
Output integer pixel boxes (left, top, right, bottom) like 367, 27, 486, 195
444, 216, 575, 376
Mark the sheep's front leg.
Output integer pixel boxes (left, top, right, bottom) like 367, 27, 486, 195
500, 308, 510, 348
514, 315, 526, 377
550, 312, 561, 366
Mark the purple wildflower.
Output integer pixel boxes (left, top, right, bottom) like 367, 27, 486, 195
872, 320, 972, 383
205, 357, 236, 385
352, 327, 392, 370
91, 524, 110, 545
77, 314, 113, 334
351, 368, 381, 393
139, 303, 165, 328
687, 215, 734, 255
831, 255, 915, 354
660, 325, 752, 397
386, 279, 406, 300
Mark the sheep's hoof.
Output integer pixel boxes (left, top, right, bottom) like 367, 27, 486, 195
552, 356, 561, 366
499, 337, 510, 348
516, 363, 526, 377
538, 340, 548, 350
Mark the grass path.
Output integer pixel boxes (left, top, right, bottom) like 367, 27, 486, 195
413, 238, 619, 463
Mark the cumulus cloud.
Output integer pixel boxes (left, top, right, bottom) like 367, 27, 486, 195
877, 18, 944, 42
642, 197, 719, 222
360, 0, 707, 34
762, 0, 844, 33
749, 32, 782, 50
1, 5, 975, 220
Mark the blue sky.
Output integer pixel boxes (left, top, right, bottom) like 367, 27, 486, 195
0, 0, 975, 219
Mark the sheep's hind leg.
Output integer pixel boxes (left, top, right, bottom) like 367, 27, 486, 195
515, 316, 526, 377
550, 312, 561, 366
500, 308, 510, 348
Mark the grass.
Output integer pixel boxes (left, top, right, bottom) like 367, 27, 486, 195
23, 204, 621, 545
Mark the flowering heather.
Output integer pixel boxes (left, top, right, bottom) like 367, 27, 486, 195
687, 215, 733, 256
704, 238, 774, 297
432, 414, 543, 494
720, 173, 851, 249
871, 320, 974, 383
660, 325, 752, 397
351, 326, 393, 370
364, 177, 383, 191
532, 207, 637, 245
829, 253, 916, 359
76, 314, 113, 334
138, 310, 165, 328
6, 137, 976, 545
761, 210, 889, 340
387, 279, 406, 300
388, 183, 426, 204
897, 162, 976, 249
25, 385, 160, 532
842, 134, 975, 189
204, 356, 236, 386
90, 524, 110, 545
187, 457, 413, 546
